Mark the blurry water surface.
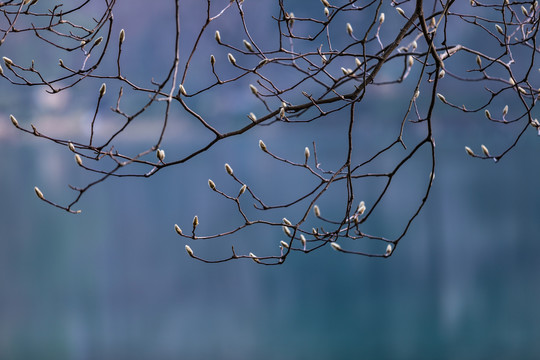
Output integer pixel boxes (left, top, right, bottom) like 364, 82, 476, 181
1, 1, 540, 359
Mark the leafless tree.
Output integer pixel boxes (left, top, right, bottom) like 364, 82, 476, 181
2, 0, 539, 264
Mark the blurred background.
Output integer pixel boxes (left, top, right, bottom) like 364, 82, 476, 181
1, 1, 540, 359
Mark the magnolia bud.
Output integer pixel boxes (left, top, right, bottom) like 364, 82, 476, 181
192, 215, 199, 228
304, 147, 310, 162
324, 7, 329, 16
283, 217, 292, 226
59, 59, 64, 67
208, 179, 216, 191
481, 144, 490, 157
430, 17, 436, 28
485, 109, 491, 119
476, 55, 482, 68
396, 7, 405, 17
280, 241, 289, 249
68, 142, 76, 152
225, 163, 234, 175
185, 245, 194, 257
99, 83, 106, 97
300, 234, 307, 249
313, 205, 321, 217
157, 149, 165, 162
437, 93, 447, 103
330, 242, 342, 251
210, 54, 216, 65
10, 114, 18, 127
411, 40, 418, 50
228, 53, 236, 65
287, 12, 295, 27
34, 186, 44, 200
379, 13, 385, 24
407, 55, 414, 67
385, 244, 393, 256
238, 184, 247, 197
465, 146, 475, 156
279, 107, 285, 119
259, 139, 267, 152
3, 56, 13, 66
495, 24, 504, 35
75, 154, 83, 166
174, 224, 183, 235
413, 90, 420, 100
355, 58, 362, 67
215, 30, 221, 43
502, 105, 508, 116
438, 69, 445, 79
249, 84, 258, 95
248, 112, 257, 122
119, 29, 125, 44
346, 23, 353, 36
521, 5, 529, 16
321, 0, 330, 6
94, 37, 103, 46
243, 39, 253, 52
0, 64, 3, 76
357, 201, 366, 215
283, 226, 292, 237
179, 84, 187, 96
249, 252, 260, 263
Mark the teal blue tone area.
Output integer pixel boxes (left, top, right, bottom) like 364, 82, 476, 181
1, 1, 540, 359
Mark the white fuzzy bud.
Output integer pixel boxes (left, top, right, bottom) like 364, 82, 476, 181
379, 13, 385, 24
396, 7, 405, 17
75, 154, 83, 166
437, 93, 447, 103
438, 69, 445, 79
357, 201, 366, 215
215, 30, 221, 43
283, 218, 292, 226
249, 252, 260, 263
208, 179, 216, 191
481, 144, 490, 157
502, 105, 508, 116
330, 242, 342, 251
411, 40, 418, 50
119, 29, 125, 44
283, 225, 292, 237
407, 55, 414, 67
521, 5, 529, 17
248, 112, 257, 122
385, 244, 393, 256
313, 205, 321, 217
68, 142, 76, 152
94, 37, 103, 46
476, 55, 482, 68
225, 163, 233, 175
465, 146, 475, 156
179, 84, 187, 96
280, 240, 289, 249
249, 84, 258, 95
243, 39, 253, 52
192, 215, 199, 228
300, 234, 307, 249
210, 55, 216, 66
157, 149, 165, 162
304, 147, 310, 162
495, 24, 504, 35
238, 184, 247, 197
174, 224, 183, 235
227, 53, 236, 65
3, 56, 13, 66
485, 109, 491, 120
10, 114, 18, 127
34, 186, 44, 200
321, 0, 330, 6
259, 139, 267, 152
355, 58, 362, 67
346, 23, 353, 36
185, 245, 194, 257
324, 7, 329, 16
413, 90, 420, 100
99, 83, 106, 97
0, 64, 3, 76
